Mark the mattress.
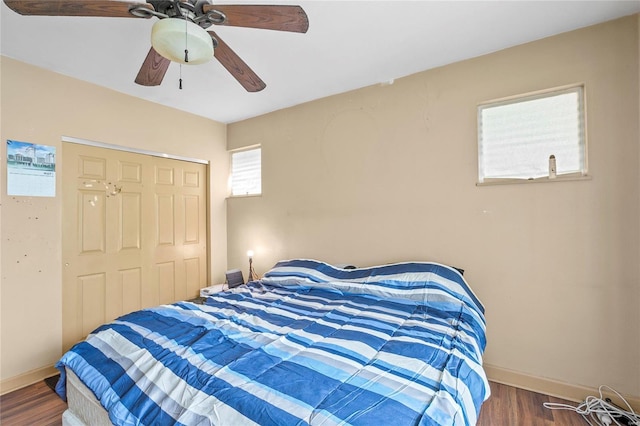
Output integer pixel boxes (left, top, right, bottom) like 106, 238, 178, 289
62, 369, 112, 426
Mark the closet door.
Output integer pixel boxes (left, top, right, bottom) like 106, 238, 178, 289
62, 143, 207, 350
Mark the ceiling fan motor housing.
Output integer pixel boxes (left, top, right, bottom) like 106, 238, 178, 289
143, 0, 226, 28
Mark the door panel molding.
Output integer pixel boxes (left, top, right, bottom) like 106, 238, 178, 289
79, 191, 106, 254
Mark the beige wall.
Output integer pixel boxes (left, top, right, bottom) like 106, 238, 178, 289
0, 57, 229, 390
228, 15, 640, 400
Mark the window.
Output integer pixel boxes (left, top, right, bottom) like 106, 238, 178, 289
230, 147, 261, 196
477, 85, 586, 183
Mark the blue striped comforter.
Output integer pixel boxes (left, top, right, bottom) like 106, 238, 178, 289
56, 259, 489, 425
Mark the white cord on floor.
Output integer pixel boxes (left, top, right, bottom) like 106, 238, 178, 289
543, 385, 640, 426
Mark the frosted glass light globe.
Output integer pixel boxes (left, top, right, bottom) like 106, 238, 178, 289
151, 18, 213, 65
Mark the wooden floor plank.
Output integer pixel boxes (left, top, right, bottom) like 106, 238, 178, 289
0, 378, 589, 425
0, 381, 66, 426
477, 381, 518, 425
477, 382, 587, 425
515, 387, 555, 425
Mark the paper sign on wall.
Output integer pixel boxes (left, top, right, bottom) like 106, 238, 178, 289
7, 140, 56, 197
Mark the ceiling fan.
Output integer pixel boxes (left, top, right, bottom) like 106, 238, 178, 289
3, 0, 309, 92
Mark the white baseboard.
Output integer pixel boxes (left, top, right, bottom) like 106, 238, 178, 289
484, 363, 640, 412
0, 365, 59, 395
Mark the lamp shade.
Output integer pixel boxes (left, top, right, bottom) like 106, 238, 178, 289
151, 18, 213, 65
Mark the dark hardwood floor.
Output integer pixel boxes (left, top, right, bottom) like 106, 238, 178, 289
0, 379, 66, 426
478, 381, 586, 425
0, 379, 587, 425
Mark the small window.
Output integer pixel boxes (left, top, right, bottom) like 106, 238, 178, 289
230, 147, 261, 196
478, 85, 586, 183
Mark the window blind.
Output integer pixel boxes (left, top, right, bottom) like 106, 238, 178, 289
478, 86, 585, 182
231, 147, 261, 196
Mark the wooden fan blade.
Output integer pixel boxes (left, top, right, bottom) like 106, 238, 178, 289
135, 47, 170, 86
209, 31, 265, 92
203, 4, 308, 33
3, 0, 152, 17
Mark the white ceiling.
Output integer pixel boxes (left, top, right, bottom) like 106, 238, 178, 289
2, 1, 639, 123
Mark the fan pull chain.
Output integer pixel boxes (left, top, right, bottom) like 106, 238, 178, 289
184, 17, 189, 63
180, 17, 187, 89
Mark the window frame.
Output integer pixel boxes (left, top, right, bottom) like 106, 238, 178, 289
477, 84, 589, 186
228, 145, 262, 197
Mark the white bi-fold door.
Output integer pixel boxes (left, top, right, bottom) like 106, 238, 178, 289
62, 142, 207, 350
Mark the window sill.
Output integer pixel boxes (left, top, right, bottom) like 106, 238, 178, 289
476, 174, 591, 187
227, 193, 262, 199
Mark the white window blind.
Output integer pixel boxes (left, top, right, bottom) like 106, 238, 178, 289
478, 86, 586, 183
230, 147, 261, 196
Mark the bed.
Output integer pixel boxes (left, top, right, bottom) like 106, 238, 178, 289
56, 259, 490, 425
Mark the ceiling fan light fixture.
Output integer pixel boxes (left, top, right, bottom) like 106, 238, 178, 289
151, 18, 213, 65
